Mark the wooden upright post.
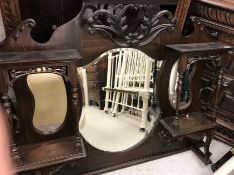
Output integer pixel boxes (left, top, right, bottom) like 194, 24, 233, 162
174, 0, 192, 32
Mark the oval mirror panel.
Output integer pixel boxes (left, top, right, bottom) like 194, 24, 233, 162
27, 73, 67, 134
168, 60, 196, 109
79, 48, 160, 152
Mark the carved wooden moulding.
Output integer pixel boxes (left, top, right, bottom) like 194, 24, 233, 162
190, 0, 234, 35
87, 4, 175, 46
191, 2, 234, 27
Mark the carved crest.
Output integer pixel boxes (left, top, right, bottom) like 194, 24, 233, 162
88, 4, 175, 46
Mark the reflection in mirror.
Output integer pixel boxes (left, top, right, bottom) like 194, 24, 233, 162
79, 48, 160, 152
27, 73, 67, 134
169, 61, 196, 109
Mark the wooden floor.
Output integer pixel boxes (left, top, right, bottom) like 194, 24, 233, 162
103, 140, 231, 175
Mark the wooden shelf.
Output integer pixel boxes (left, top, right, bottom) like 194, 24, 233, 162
166, 42, 233, 54
15, 136, 86, 173
160, 112, 218, 138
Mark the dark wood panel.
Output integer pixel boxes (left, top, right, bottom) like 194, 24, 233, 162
18, 0, 83, 43
191, 0, 234, 146
0, 0, 21, 35
1, 0, 228, 174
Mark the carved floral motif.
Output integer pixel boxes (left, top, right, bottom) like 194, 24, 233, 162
71, 86, 79, 106
9, 66, 69, 86
88, 4, 175, 46
187, 54, 221, 69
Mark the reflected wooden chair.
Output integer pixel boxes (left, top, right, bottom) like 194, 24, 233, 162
103, 48, 154, 131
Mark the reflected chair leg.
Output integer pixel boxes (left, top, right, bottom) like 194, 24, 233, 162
104, 90, 110, 113
113, 92, 121, 117
140, 95, 149, 131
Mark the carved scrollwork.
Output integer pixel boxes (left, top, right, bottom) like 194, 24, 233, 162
221, 76, 234, 87
9, 66, 69, 86
159, 130, 174, 146
191, 15, 234, 44
204, 60, 219, 72
12, 19, 36, 41
88, 4, 175, 46
1, 95, 12, 115
200, 100, 211, 111
72, 86, 79, 106
191, 16, 219, 36
187, 54, 221, 69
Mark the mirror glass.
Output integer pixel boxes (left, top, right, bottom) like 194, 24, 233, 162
168, 61, 196, 109
79, 48, 160, 152
27, 73, 67, 134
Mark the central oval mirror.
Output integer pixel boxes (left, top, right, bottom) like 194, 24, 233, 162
79, 48, 160, 152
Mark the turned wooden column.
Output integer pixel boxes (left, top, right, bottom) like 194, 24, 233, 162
174, 55, 187, 126
0, 70, 21, 165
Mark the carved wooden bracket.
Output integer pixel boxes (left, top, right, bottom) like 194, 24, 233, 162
221, 76, 234, 87
88, 4, 175, 46
9, 66, 69, 86
11, 19, 36, 41
187, 54, 221, 69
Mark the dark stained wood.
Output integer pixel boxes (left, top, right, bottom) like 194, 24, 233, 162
2, 0, 232, 174
190, 0, 234, 146
0, 49, 86, 172
166, 42, 233, 54
18, 0, 83, 43
15, 136, 86, 173
174, 0, 191, 32
197, 0, 234, 11
160, 42, 232, 165
161, 112, 218, 137
0, 49, 82, 65
0, 0, 21, 35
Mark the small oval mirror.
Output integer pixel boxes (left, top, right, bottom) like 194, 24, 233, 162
27, 73, 67, 134
168, 60, 196, 109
